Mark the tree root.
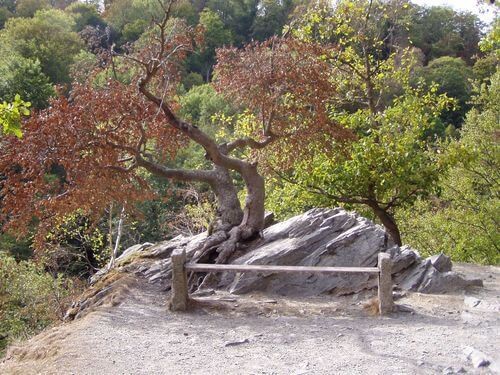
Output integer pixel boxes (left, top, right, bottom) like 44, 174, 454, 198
189, 224, 259, 291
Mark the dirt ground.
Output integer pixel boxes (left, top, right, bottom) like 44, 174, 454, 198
1, 263, 499, 375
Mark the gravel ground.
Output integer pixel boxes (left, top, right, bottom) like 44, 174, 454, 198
1, 263, 499, 375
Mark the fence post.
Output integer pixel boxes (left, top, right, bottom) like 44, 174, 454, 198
170, 249, 188, 311
378, 252, 393, 315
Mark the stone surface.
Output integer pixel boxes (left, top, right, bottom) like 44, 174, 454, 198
430, 253, 453, 272
113, 208, 483, 296
463, 346, 491, 368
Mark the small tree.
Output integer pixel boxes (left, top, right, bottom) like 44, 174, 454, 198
263, 0, 453, 245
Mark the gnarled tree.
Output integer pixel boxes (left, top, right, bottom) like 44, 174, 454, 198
0, 1, 347, 271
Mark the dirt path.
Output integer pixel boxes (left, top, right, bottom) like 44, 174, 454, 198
1, 263, 499, 375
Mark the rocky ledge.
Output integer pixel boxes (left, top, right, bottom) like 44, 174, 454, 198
106, 208, 482, 296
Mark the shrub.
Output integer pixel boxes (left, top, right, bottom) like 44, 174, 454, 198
0, 252, 75, 354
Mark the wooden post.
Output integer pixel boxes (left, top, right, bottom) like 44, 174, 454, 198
378, 252, 393, 315
170, 249, 188, 311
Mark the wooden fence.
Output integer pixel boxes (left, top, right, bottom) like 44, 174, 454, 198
170, 250, 393, 315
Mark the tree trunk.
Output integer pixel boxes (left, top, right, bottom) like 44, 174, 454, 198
107, 206, 125, 270
239, 163, 265, 238
368, 202, 402, 246
208, 166, 244, 230
136, 157, 244, 230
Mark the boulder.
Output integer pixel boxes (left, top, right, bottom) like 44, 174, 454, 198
115, 208, 483, 296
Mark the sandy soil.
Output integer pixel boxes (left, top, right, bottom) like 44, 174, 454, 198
1, 263, 499, 375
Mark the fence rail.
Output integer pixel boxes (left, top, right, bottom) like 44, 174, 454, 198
170, 251, 393, 315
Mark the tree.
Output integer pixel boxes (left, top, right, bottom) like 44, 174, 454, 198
408, 5, 484, 64
103, 0, 162, 43
0, 6, 13, 29
1, 2, 345, 268
206, 0, 258, 45
66, 2, 106, 32
414, 56, 473, 129
0, 57, 55, 109
186, 8, 234, 80
0, 251, 72, 354
0, 9, 83, 84
251, 0, 294, 41
262, 0, 453, 246
14, 0, 51, 18
399, 70, 500, 264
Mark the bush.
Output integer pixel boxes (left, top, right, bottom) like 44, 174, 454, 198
399, 71, 500, 265
0, 252, 75, 354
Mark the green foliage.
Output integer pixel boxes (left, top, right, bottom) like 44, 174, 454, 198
206, 0, 258, 45
399, 70, 500, 264
44, 211, 107, 277
171, 0, 198, 25
0, 57, 55, 109
104, 0, 161, 43
179, 83, 236, 129
0, 6, 12, 29
66, 2, 105, 32
479, 18, 500, 55
14, 0, 50, 18
0, 95, 30, 138
0, 252, 71, 353
473, 53, 499, 83
0, 9, 83, 84
69, 50, 98, 83
187, 8, 234, 80
251, 0, 294, 40
267, 86, 451, 218
182, 72, 204, 90
122, 18, 148, 42
414, 56, 472, 129
0, 233, 33, 261
408, 5, 484, 64
176, 84, 238, 171
291, 0, 413, 112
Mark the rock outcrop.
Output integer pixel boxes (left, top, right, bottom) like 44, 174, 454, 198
113, 208, 482, 296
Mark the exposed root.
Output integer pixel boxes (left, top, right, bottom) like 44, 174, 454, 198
191, 230, 228, 263
190, 224, 260, 291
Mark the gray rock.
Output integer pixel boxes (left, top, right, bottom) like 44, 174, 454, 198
391, 246, 419, 274
463, 346, 491, 368
430, 253, 453, 272
119, 242, 154, 260
418, 269, 482, 293
394, 259, 431, 291
224, 338, 250, 347
464, 296, 481, 308
221, 208, 388, 296
264, 211, 275, 228
106, 208, 483, 297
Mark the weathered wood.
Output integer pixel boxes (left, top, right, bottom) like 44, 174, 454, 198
377, 252, 393, 315
185, 263, 380, 274
170, 249, 188, 311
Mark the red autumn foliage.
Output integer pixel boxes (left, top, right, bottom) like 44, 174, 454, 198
0, 80, 186, 245
215, 37, 353, 169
